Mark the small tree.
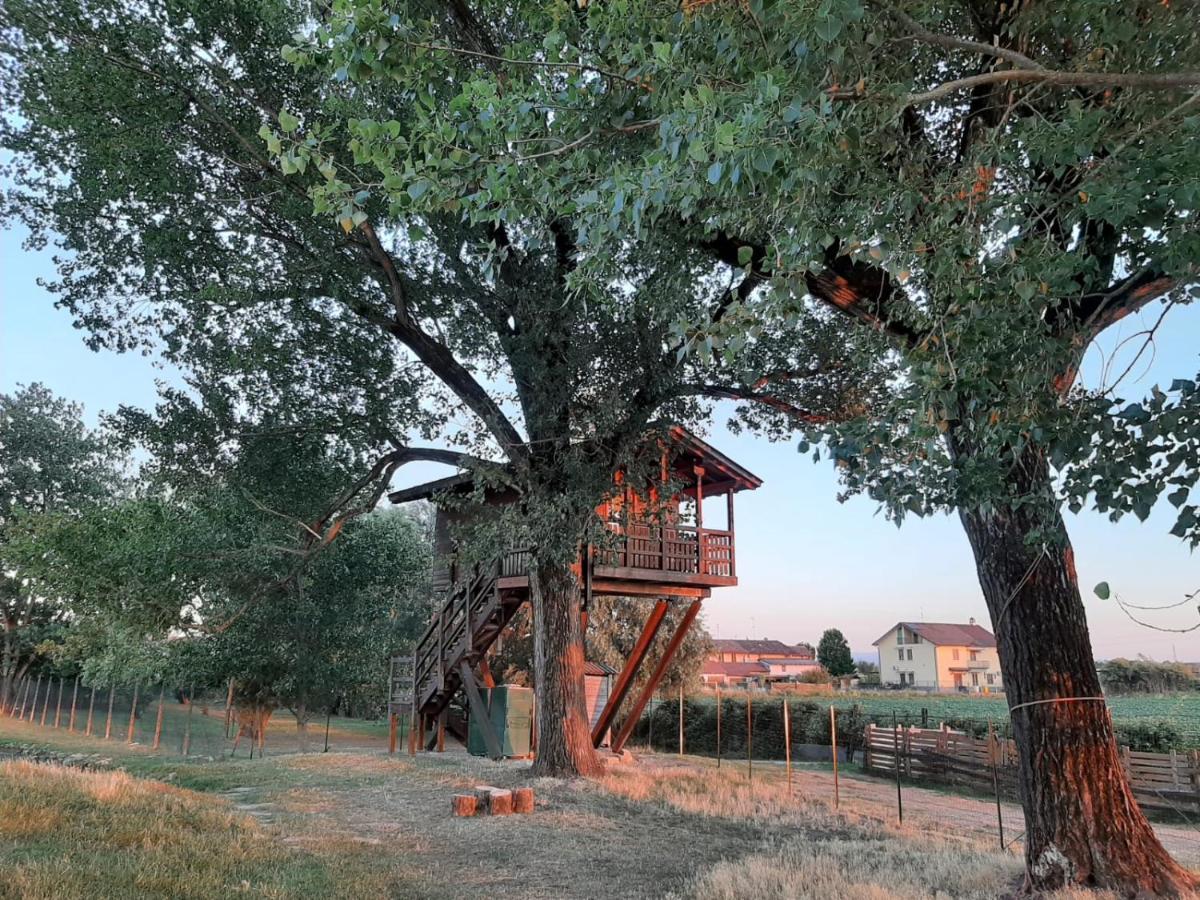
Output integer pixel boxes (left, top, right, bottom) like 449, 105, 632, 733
816, 629, 855, 678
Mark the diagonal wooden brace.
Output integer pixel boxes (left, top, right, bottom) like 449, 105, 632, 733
591, 598, 670, 747
611, 599, 703, 753
460, 662, 504, 760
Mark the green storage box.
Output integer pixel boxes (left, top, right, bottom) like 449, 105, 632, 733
467, 685, 534, 758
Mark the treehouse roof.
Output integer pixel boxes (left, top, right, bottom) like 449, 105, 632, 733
387, 426, 762, 506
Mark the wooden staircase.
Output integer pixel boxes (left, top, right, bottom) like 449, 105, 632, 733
411, 558, 525, 722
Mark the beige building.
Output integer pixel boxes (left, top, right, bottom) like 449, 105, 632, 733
873, 620, 1003, 693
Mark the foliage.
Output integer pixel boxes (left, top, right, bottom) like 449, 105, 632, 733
1098, 658, 1199, 695
855, 660, 881, 685
276, 0, 1200, 553
0, 384, 119, 697
816, 629, 855, 677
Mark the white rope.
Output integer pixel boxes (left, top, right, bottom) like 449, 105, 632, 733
1008, 696, 1107, 714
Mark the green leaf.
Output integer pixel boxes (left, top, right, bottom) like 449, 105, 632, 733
737, 245, 753, 266
706, 162, 723, 185
1093, 581, 1111, 600
406, 180, 430, 201
277, 110, 300, 133
814, 16, 842, 42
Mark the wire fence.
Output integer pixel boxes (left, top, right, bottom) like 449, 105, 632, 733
0, 676, 395, 759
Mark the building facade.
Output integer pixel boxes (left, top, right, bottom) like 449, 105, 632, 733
873, 621, 1002, 693
701, 639, 821, 686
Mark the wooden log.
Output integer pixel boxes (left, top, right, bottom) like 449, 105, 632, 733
512, 787, 534, 814
487, 788, 514, 816
451, 794, 478, 817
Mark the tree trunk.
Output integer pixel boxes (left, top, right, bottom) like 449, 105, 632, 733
295, 702, 309, 752
954, 441, 1196, 896
528, 560, 602, 778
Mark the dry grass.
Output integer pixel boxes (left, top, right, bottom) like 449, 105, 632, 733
0, 760, 394, 900
598, 758, 1023, 899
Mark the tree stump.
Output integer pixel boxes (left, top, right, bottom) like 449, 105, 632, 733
512, 787, 534, 814
474, 786, 513, 815
451, 794, 478, 817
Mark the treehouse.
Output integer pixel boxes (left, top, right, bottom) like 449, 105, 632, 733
388, 426, 762, 757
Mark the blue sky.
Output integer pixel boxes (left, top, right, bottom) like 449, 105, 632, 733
3, 222, 1198, 660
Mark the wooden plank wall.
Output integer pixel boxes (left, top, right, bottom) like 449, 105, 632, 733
864, 724, 1200, 813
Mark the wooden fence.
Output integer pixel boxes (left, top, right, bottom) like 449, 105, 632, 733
864, 724, 1200, 814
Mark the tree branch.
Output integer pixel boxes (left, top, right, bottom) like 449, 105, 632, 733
1074, 268, 1178, 340
678, 383, 830, 424
905, 68, 1200, 106
887, 5, 1043, 71
804, 246, 923, 346
351, 223, 530, 463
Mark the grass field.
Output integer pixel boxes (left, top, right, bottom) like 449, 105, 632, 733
1, 713, 1196, 899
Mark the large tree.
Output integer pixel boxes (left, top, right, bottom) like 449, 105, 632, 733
0, 384, 116, 708
294, 0, 1200, 891
0, 0, 869, 776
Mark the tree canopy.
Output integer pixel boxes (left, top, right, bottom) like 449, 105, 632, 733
816, 628, 855, 677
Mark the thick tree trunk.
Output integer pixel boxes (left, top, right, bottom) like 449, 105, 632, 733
528, 560, 602, 778
954, 442, 1196, 896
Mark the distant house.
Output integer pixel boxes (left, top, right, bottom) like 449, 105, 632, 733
710, 639, 815, 664
702, 639, 821, 686
873, 620, 1002, 693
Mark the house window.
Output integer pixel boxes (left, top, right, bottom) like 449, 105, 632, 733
969, 650, 979, 662
897, 628, 905, 645
952, 648, 960, 661
986, 674, 995, 685
898, 649, 904, 661
971, 673, 979, 687
906, 649, 913, 661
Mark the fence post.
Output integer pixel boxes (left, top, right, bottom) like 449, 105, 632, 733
678, 683, 684, 756
324, 709, 332, 753
152, 683, 166, 750
783, 699, 792, 796
104, 688, 116, 739
715, 685, 722, 769
183, 683, 195, 757
988, 719, 1005, 849
85, 685, 96, 736
389, 713, 398, 755
746, 693, 753, 781
126, 683, 140, 744
892, 711, 903, 824
26, 676, 42, 723
224, 678, 234, 738
14, 676, 29, 718
68, 678, 79, 732
830, 705, 839, 809
40, 678, 53, 726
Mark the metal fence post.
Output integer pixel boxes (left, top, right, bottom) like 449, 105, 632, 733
892, 710, 903, 824
746, 693, 753, 781
715, 685, 722, 769
830, 705, 839, 809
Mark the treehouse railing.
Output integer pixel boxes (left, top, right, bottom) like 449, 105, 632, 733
594, 522, 735, 578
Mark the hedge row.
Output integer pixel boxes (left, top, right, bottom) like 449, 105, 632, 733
624, 699, 1189, 758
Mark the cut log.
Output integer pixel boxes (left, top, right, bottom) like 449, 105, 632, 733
451, 794, 478, 817
512, 787, 534, 814
475, 786, 513, 815
488, 788, 514, 815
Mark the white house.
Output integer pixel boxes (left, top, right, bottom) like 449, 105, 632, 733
873, 620, 1002, 693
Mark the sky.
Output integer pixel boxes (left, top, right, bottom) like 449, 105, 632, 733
3, 222, 1199, 662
